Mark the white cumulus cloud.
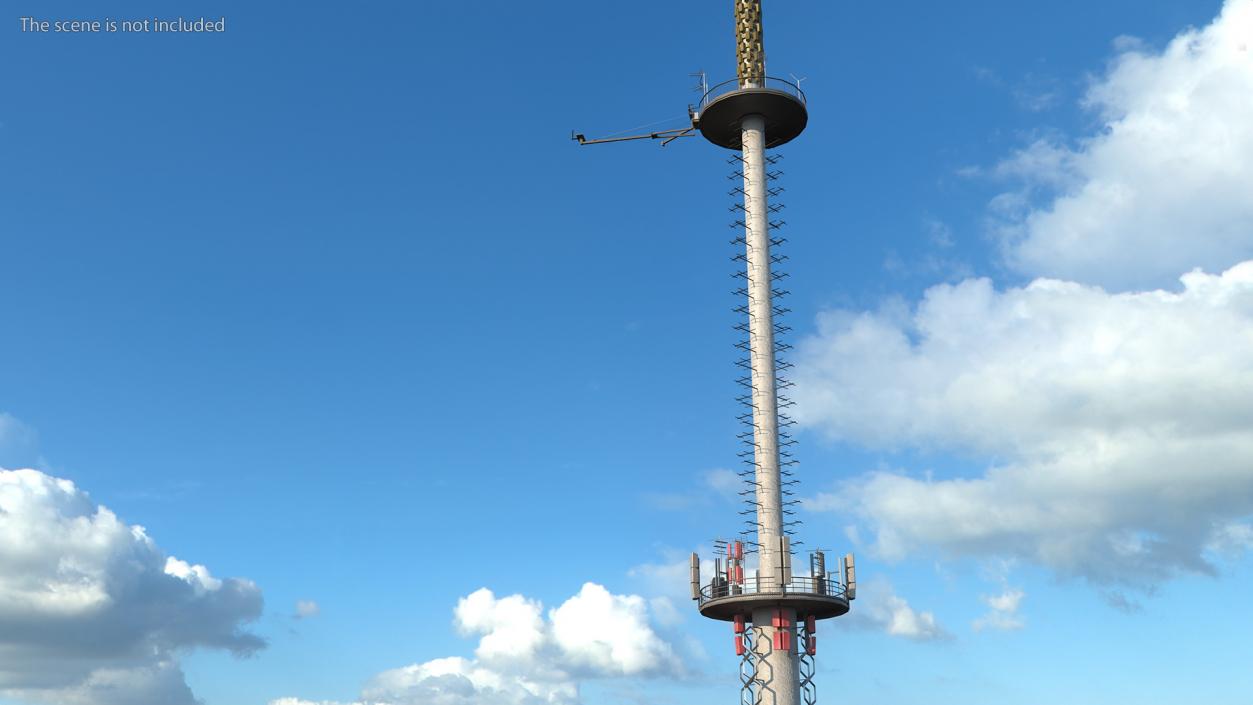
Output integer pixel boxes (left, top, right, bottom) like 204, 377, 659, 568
0, 467, 264, 705
844, 576, 949, 642
455, 589, 547, 666
548, 583, 679, 677
993, 0, 1253, 290
362, 656, 576, 705
274, 582, 681, 705
796, 263, 1253, 589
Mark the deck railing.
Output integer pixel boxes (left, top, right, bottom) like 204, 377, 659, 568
699, 573, 847, 605
697, 76, 807, 112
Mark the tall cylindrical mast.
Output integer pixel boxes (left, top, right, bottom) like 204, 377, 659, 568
741, 113, 785, 591
744, 100, 799, 705
735, 3, 784, 576
690, 3, 852, 704
738, 5, 797, 701
574, 0, 854, 701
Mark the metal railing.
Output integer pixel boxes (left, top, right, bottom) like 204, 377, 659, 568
697, 76, 808, 112
699, 573, 847, 604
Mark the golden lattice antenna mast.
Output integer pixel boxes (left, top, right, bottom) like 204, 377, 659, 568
735, 0, 765, 87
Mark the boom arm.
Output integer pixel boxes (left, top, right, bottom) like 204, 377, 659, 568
571, 127, 695, 147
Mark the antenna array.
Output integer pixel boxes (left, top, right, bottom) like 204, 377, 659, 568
727, 152, 804, 551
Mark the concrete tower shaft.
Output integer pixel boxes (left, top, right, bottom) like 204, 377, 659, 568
743, 111, 798, 705
741, 114, 785, 588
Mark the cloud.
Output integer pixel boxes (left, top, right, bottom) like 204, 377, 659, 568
992, 0, 1253, 290
274, 583, 681, 705
844, 576, 949, 641
646, 596, 683, 628
1011, 76, 1061, 113
796, 263, 1253, 589
627, 555, 694, 600
639, 492, 699, 511
0, 467, 264, 705
5, 661, 200, 705
703, 468, 741, 500
627, 551, 720, 607
548, 583, 679, 677
971, 65, 1062, 113
924, 217, 955, 249
295, 600, 321, 619
972, 589, 1025, 632
362, 657, 577, 705
1207, 521, 1253, 556
1100, 589, 1143, 614
455, 589, 547, 667
641, 468, 740, 511
971, 562, 1026, 631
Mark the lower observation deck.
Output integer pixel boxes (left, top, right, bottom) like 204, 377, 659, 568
698, 575, 850, 621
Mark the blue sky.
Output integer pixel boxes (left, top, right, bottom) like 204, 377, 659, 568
3, 1, 1253, 703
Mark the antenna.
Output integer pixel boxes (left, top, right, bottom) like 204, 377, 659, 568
692, 71, 710, 99
578, 3, 852, 703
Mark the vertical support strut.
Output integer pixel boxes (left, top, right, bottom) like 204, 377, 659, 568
798, 619, 817, 705
739, 627, 761, 705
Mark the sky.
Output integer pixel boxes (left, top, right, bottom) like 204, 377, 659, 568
2, 0, 1253, 703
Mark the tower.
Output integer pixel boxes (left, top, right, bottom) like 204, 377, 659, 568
575, 3, 855, 703
687, 3, 855, 705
